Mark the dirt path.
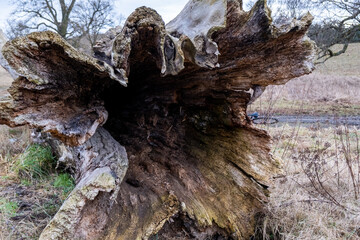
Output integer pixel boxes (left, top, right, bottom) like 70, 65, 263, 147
272, 115, 360, 126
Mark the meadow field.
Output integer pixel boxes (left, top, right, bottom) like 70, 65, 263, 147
0, 43, 359, 239
250, 43, 360, 239
248, 43, 360, 117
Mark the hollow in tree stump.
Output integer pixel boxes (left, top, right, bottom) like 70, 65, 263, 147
0, 0, 315, 239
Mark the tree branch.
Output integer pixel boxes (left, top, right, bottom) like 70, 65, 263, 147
44, 0, 59, 26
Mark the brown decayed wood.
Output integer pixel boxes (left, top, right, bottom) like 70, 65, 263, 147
0, 0, 315, 239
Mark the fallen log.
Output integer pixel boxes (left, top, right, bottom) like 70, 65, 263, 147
0, 0, 315, 239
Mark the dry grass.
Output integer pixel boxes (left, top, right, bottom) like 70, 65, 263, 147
0, 66, 12, 97
251, 45, 360, 239
0, 126, 30, 157
0, 181, 62, 240
0, 126, 67, 240
316, 44, 360, 77
249, 43, 360, 116
253, 124, 360, 240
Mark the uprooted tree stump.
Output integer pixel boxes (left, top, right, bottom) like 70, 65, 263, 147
0, 0, 315, 239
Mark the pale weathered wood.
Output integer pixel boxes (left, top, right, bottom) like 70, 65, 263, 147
36, 127, 128, 239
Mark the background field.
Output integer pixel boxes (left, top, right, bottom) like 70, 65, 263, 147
249, 43, 360, 116
250, 43, 360, 239
0, 67, 12, 97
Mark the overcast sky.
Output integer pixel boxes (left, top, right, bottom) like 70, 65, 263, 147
114, 0, 189, 23
0, 0, 191, 31
0, 0, 14, 30
0, 0, 262, 33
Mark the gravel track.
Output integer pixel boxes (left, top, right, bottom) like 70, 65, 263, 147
272, 115, 360, 126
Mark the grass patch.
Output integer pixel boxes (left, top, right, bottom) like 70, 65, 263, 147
14, 144, 55, 181
0, 198, 18, 218
0, 128, 72, 239
20, 179, 32, 186
53, 173, 75, 198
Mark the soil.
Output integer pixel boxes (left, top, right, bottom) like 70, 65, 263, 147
0, 178, 63, 239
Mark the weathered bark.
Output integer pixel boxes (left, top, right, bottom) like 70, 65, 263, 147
34, 127, 128, 239
0, 0, 316, 239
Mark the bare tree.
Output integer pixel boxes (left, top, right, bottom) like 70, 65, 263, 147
9, 0, 77, 39
312, 0, 360, 62
244, 0, 310, 20
7, 0, 115, 47
262, 0, 360, 61
72, 0, 114, 49
6, 20, 31, 39
278, 0, 311, 18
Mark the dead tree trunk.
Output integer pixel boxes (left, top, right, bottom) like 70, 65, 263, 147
0, 0, 315, 239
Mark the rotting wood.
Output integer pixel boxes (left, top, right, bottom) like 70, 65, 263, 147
0, 0, 316, 239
